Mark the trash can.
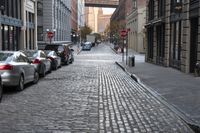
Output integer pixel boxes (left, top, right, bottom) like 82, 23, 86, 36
129, 56, 135, 67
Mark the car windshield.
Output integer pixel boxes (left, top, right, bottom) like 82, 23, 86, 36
46, 51, 54, 56
44, 50, 50, 55
0, 53, 14, 62
25, 51, 38, 58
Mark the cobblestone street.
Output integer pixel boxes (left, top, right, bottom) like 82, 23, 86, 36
0, 44, 193, 132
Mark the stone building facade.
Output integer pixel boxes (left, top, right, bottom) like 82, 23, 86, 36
71, 0, 78, 43
37, 0, 71, 47
146, 0, 200, 74
98, 8, 112, 33
0, 0, 37, 50
126, 0, 146, 53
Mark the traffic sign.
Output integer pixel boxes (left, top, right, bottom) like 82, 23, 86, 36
47, 31, 54, 39
120, 30, 127, 38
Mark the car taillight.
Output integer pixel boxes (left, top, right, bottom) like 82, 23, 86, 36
48, 57, 54, 61
0, 64, 13, 70
33, 59, 41, 64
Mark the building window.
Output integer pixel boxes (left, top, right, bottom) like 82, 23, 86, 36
37, 26, 43, 41
156, 24, 165, 60
171, 0, 182, 13
133, 0, 137, 9
170, 21, 182, 69
158, 0, 165, 17
37, 1, 43, 16
147, 27, 154, 59
148, 0, 154, 20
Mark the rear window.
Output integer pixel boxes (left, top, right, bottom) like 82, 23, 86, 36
24, 51, 38, 58
45, 45, 59, 51
0, 53, 14, 62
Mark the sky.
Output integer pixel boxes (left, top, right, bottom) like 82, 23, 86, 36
102, 8, 116, 14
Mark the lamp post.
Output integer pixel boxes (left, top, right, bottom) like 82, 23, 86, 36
79, 14, 85, 44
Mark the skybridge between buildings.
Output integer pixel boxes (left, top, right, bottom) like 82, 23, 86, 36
85, 0, 119, 8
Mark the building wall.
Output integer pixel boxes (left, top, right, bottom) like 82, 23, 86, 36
146, 0, 200, 74
111, 0, 126, 27
85, 7, 96, 32
71, 0, 78, 32
0, 0, 37, 50
98, 14, 112, 33
126, 0, 146, 53
78, 0, 85, 27
71, 0, 78, 42
37, 0, 71, 46
85, 7, 102, 33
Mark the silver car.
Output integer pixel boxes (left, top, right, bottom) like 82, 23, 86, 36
0, 51, 39, 91
23, 50, 52, 77
44, 50, 61, 70
0, 76, 3, 102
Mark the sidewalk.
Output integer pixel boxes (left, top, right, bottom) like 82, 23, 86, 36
115, 49, 200, 131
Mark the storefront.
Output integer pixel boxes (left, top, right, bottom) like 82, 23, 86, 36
169, 0, 183, 70
0, 0, 22, 51
189, 0, 199, 73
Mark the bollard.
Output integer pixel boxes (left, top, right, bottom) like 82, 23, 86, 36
195, 63, 200, 77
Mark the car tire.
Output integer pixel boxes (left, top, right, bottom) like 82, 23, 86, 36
41, 66, 46, 77
49, 66, 52, 73
33, 71, 39, 84
0, 82, 3, 102
54, 61, 58, 70
17, 75, 24, 91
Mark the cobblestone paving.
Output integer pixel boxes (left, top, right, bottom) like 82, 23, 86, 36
98, 65, 193, 133
0, 62, 99, 133
0, 44, 193, 132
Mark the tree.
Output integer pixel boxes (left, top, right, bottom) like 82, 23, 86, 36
105, 21, 122, 44
80, 25, 92, 41
92, 33, 101, 41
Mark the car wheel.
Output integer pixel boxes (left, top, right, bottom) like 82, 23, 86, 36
41, 67, 46, 77
33, 71, 39, 84
54, 61, 58, 70
17, 75, 24, 91
49, 66, 52, 73
0, 82, 3, 102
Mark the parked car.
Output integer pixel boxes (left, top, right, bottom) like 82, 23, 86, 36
0, 76, 3, 102
44, 50, 61, 70
82, 42, 92, 51
23, 50, 51, 77
0, 51, 39, 91
45, 43, 74, 65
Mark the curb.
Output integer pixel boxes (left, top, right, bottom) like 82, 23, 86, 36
115, 61, 200, 133
110, 46, 118, 54
77, 49, 82, 55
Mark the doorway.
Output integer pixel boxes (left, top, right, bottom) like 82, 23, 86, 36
190, 17, 198, 73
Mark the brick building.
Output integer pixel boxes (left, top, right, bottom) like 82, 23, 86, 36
110, 0, 126, 29
146, 0, 200, 74
71, 0, 78, 43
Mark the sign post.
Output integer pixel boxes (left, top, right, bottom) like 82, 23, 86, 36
47, 31, 54, 45
120, 30, 127, 62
